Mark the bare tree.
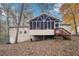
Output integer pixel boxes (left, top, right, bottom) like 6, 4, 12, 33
37, 3, 55, 14
0, 4, 11, 43
15, 3, 24, 43
9, 10, 17, 26
0, 6, 2, 40
20, 3, 33, 26
6, 4, 10, 43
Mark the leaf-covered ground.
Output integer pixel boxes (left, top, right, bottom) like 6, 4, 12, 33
0, 36, 79, 56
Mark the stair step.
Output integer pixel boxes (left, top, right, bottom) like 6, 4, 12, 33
63, 35, 71, 40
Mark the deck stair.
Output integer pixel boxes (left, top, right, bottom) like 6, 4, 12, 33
55, 28, 71, 40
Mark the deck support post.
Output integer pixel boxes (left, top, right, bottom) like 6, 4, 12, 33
42, 36, 45, 40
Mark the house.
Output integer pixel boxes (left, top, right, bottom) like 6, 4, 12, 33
9, 13, 71, 44
29, 14, 61, 40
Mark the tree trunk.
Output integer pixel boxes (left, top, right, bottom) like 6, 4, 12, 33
15, 4, 24, 44
6, 7, 10, 44
69, 8, 78, 35
0, 10, 1, 39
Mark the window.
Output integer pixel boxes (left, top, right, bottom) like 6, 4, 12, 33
55, 22, 59, 28
30, 21, 54, 30
24, 30, 27, 34
51, 22, 54, 29
33, 21, 36, 29
44, 21, 47, 29
41, 22, 43, 29
37, 21, 40, 29
19, 31, 22, 34
47, 21, 50, 29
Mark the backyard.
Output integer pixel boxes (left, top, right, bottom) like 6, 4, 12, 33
0, 36, 79, 56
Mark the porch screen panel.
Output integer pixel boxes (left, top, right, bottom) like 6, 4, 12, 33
33, 21, 36, 29
41, 22, 43, 29
37, 21, 40, 29
51, 21, 54, 29
43, 21, 47, 29
30, 21, 36, 29
47, 21, 50, 29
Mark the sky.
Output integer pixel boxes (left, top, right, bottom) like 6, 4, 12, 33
0, 3, 63, 20
10, 3, 63, 20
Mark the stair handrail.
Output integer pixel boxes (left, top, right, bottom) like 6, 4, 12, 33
60, 28, 71, 35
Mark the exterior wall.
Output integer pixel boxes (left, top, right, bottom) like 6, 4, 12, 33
9, 28, 31, 43
29, 30, 54, 35
9, 28, 17, 43
18, 28, 31, 42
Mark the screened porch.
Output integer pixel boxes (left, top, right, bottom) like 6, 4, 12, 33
30, 21, 54, 30
29, 14, 59, 35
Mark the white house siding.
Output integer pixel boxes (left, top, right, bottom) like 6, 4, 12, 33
9, 28, 31, 43
29, 30, 54, 35
18, 28, 31, 42
9, 28, 17, 43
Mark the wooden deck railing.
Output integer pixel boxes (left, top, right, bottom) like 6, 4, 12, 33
54, 28, 71, 35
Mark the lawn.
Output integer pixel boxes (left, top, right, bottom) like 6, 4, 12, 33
0, 32, 8, 44
0, 36, 79, 56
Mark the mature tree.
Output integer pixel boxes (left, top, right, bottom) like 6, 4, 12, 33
1, 3, 18, 27
15, 3, 34, 43
0, 5, 2, 40
15, 3, 24, 43
3, 4, 11, 43
20, 3, 33, 26
0, 4, 11, 43
60, 3, 79, 35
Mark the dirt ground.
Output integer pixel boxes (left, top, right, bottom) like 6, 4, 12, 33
0, 36, 79, 56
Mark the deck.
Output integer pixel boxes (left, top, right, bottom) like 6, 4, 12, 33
29, 29, 54, 35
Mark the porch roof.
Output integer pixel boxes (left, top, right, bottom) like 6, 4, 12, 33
29, 13, 61, 22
